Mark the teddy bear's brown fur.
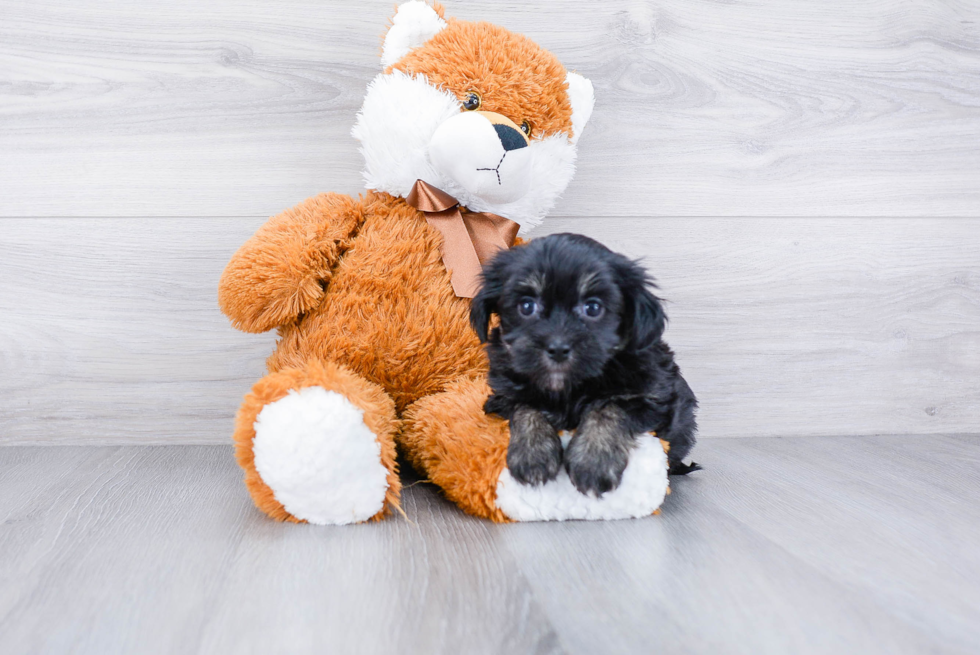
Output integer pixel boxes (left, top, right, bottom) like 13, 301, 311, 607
220, 192, 487, 411
219, 190, 501, 521
217, 3, 608, 525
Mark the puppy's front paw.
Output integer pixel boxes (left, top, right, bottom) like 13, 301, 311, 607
507, 407, 562, 486
565, 439, 630, 497
508, 437, 563, 486
565, 404, 633, 497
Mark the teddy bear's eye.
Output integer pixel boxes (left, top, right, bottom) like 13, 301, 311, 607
462, 91, 481, 111
520, 120, 532, 137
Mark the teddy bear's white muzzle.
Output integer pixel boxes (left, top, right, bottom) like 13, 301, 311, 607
428, 111, 533, 204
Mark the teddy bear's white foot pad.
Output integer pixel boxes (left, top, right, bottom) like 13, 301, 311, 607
495, 434, 669, 522
252, 387, 390, 525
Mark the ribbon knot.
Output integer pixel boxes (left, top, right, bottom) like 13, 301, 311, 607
406, 180, 520, 298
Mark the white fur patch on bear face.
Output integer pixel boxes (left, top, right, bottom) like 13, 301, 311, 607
352, 70, 578, 234
352, 70, 460, 200
429, 111, 532, 204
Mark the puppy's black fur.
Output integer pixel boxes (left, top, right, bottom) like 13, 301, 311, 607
471, 233, 700, 496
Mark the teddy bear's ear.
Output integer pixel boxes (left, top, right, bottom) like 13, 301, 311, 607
566, 72, 595, 145
381, 1, 448, 69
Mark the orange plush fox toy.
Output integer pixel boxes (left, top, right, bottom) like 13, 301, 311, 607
219, 1, 669, 525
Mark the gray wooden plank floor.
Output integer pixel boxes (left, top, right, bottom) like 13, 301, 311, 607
1, 436, 977, 654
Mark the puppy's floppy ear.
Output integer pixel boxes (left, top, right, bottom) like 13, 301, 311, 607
470, 266, 503, 343
617, 258, 666, 349
630, 286, 666, 347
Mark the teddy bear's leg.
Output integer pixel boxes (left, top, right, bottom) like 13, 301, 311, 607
401, 379, 511, 522
232, 360, 400, 525
402, 378, 671, 523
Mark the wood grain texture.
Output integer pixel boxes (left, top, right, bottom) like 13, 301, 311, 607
1, 437, 977, 654
504, 434, 980, 654
0, 446, 561, 655
701, 435, 980, 652
1, 0, 978, 218
0, 218, 275, 444
2, 216, 978, 444
540, 216, 980, 439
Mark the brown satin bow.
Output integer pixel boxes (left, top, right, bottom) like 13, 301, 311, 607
406, 180, 520, 298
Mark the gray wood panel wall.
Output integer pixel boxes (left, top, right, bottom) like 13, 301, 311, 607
2, 0, 978, 444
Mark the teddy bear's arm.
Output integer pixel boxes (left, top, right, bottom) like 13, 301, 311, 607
218, 193, 364, 333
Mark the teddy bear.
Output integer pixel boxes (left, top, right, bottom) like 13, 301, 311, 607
218, 1, 670, 525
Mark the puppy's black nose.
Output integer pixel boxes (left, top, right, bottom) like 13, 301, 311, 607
546, 339, 571, 363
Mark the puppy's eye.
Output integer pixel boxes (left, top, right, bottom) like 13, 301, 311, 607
520, 120, 532, 136
462, 91, 481, 111
582, 300, 604, 319
518, 298, 537, 317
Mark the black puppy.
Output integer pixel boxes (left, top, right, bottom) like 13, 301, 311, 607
470, 233, 700, 496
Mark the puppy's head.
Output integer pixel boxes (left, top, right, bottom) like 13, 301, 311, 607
471, 233, 665, 394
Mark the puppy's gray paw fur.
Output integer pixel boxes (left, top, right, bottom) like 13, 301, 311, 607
565, 404, 633, 497
507, 407, 562, 486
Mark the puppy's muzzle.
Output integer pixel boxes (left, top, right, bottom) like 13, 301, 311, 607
546, 337, 571, 363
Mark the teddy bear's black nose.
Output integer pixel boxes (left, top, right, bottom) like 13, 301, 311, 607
494, 123, 528, 151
